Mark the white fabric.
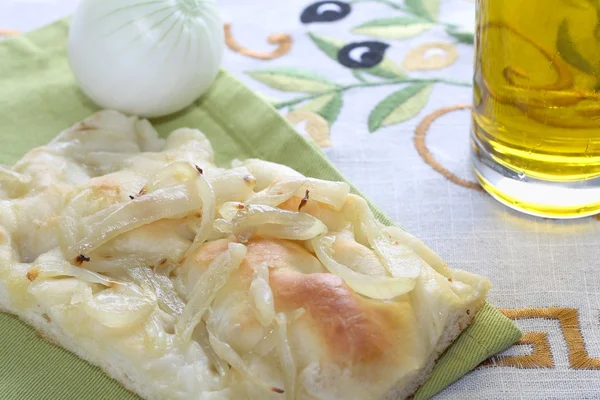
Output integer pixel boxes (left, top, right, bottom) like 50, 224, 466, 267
1, 0, 599, 399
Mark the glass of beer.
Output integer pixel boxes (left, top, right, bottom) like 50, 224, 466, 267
471, 0, 600, 218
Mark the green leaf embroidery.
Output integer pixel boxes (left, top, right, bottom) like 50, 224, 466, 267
405, 0, 439, 22
352, 16, 433, 39
308, 33, 344, 61
298, 93, 344, 125
247, 68, 339, 93
556, 19, 595, 75
445, 26, 475, 45
365, 58, 406, 79
352, 70, 368, 82
368, 83, 433, 132
308, 33, 405, 79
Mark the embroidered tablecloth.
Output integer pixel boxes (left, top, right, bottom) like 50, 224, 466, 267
2, 0, 599, 399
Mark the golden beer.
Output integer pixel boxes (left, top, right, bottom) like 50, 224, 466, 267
472, 0, 600, 218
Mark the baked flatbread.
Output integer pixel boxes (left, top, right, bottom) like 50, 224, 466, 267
0, 111, 490, 400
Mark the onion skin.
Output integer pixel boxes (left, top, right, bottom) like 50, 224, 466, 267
68, 0, 224, 117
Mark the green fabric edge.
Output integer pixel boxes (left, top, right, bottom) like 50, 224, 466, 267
0, 19, 521, 400
414, 303, 521, 399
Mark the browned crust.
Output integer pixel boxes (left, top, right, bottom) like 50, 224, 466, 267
270, 269, 404, 365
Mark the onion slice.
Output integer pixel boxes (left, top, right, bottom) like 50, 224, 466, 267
28, 248, 118, 287
215, 203, 327, 243
127, 267, 186, 317
384, 226, 451, 277
180, 172, 216, 262
205, 166, 256, 207
84, 254, 152, 274
83, 284, 156, 329
346, 196, 422, 280
246, 177, 305, 207
27, 249, 156, 330
249, 264, 275, 327
207, 325, 283, 395
139, 161, 200, 194
60, 180, 204, 261
233, 158, 303, 191
175, 243, 247, 341
58, 187, 112, 259
275, 313, 296, 400
60, 161, 215, 263
247, 177, 349, 211
312, 236, 416, 299
140, 161, 216, 263
193, 322, 230, 378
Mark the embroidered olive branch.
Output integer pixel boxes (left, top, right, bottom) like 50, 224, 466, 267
249, 5, 474, 134
272, 77, 470, 109
349, 0, 407, 12
346, 0, 474, 44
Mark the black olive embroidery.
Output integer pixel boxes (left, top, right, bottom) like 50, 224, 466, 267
337, 41, 390, 69
301, 1, 351, 24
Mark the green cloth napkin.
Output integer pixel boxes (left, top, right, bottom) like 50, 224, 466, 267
0, 20, 521, 400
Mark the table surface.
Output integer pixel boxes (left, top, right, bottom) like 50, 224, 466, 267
2, 1, 599, 399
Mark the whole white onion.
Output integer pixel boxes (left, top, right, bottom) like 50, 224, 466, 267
68, 0, 224, 118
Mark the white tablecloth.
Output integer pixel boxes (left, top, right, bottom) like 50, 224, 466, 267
2, 1, 599, 398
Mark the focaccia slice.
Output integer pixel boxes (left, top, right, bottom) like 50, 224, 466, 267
0, 111, 490, 400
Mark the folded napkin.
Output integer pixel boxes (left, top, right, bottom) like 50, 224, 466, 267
0, 20, 521, 400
